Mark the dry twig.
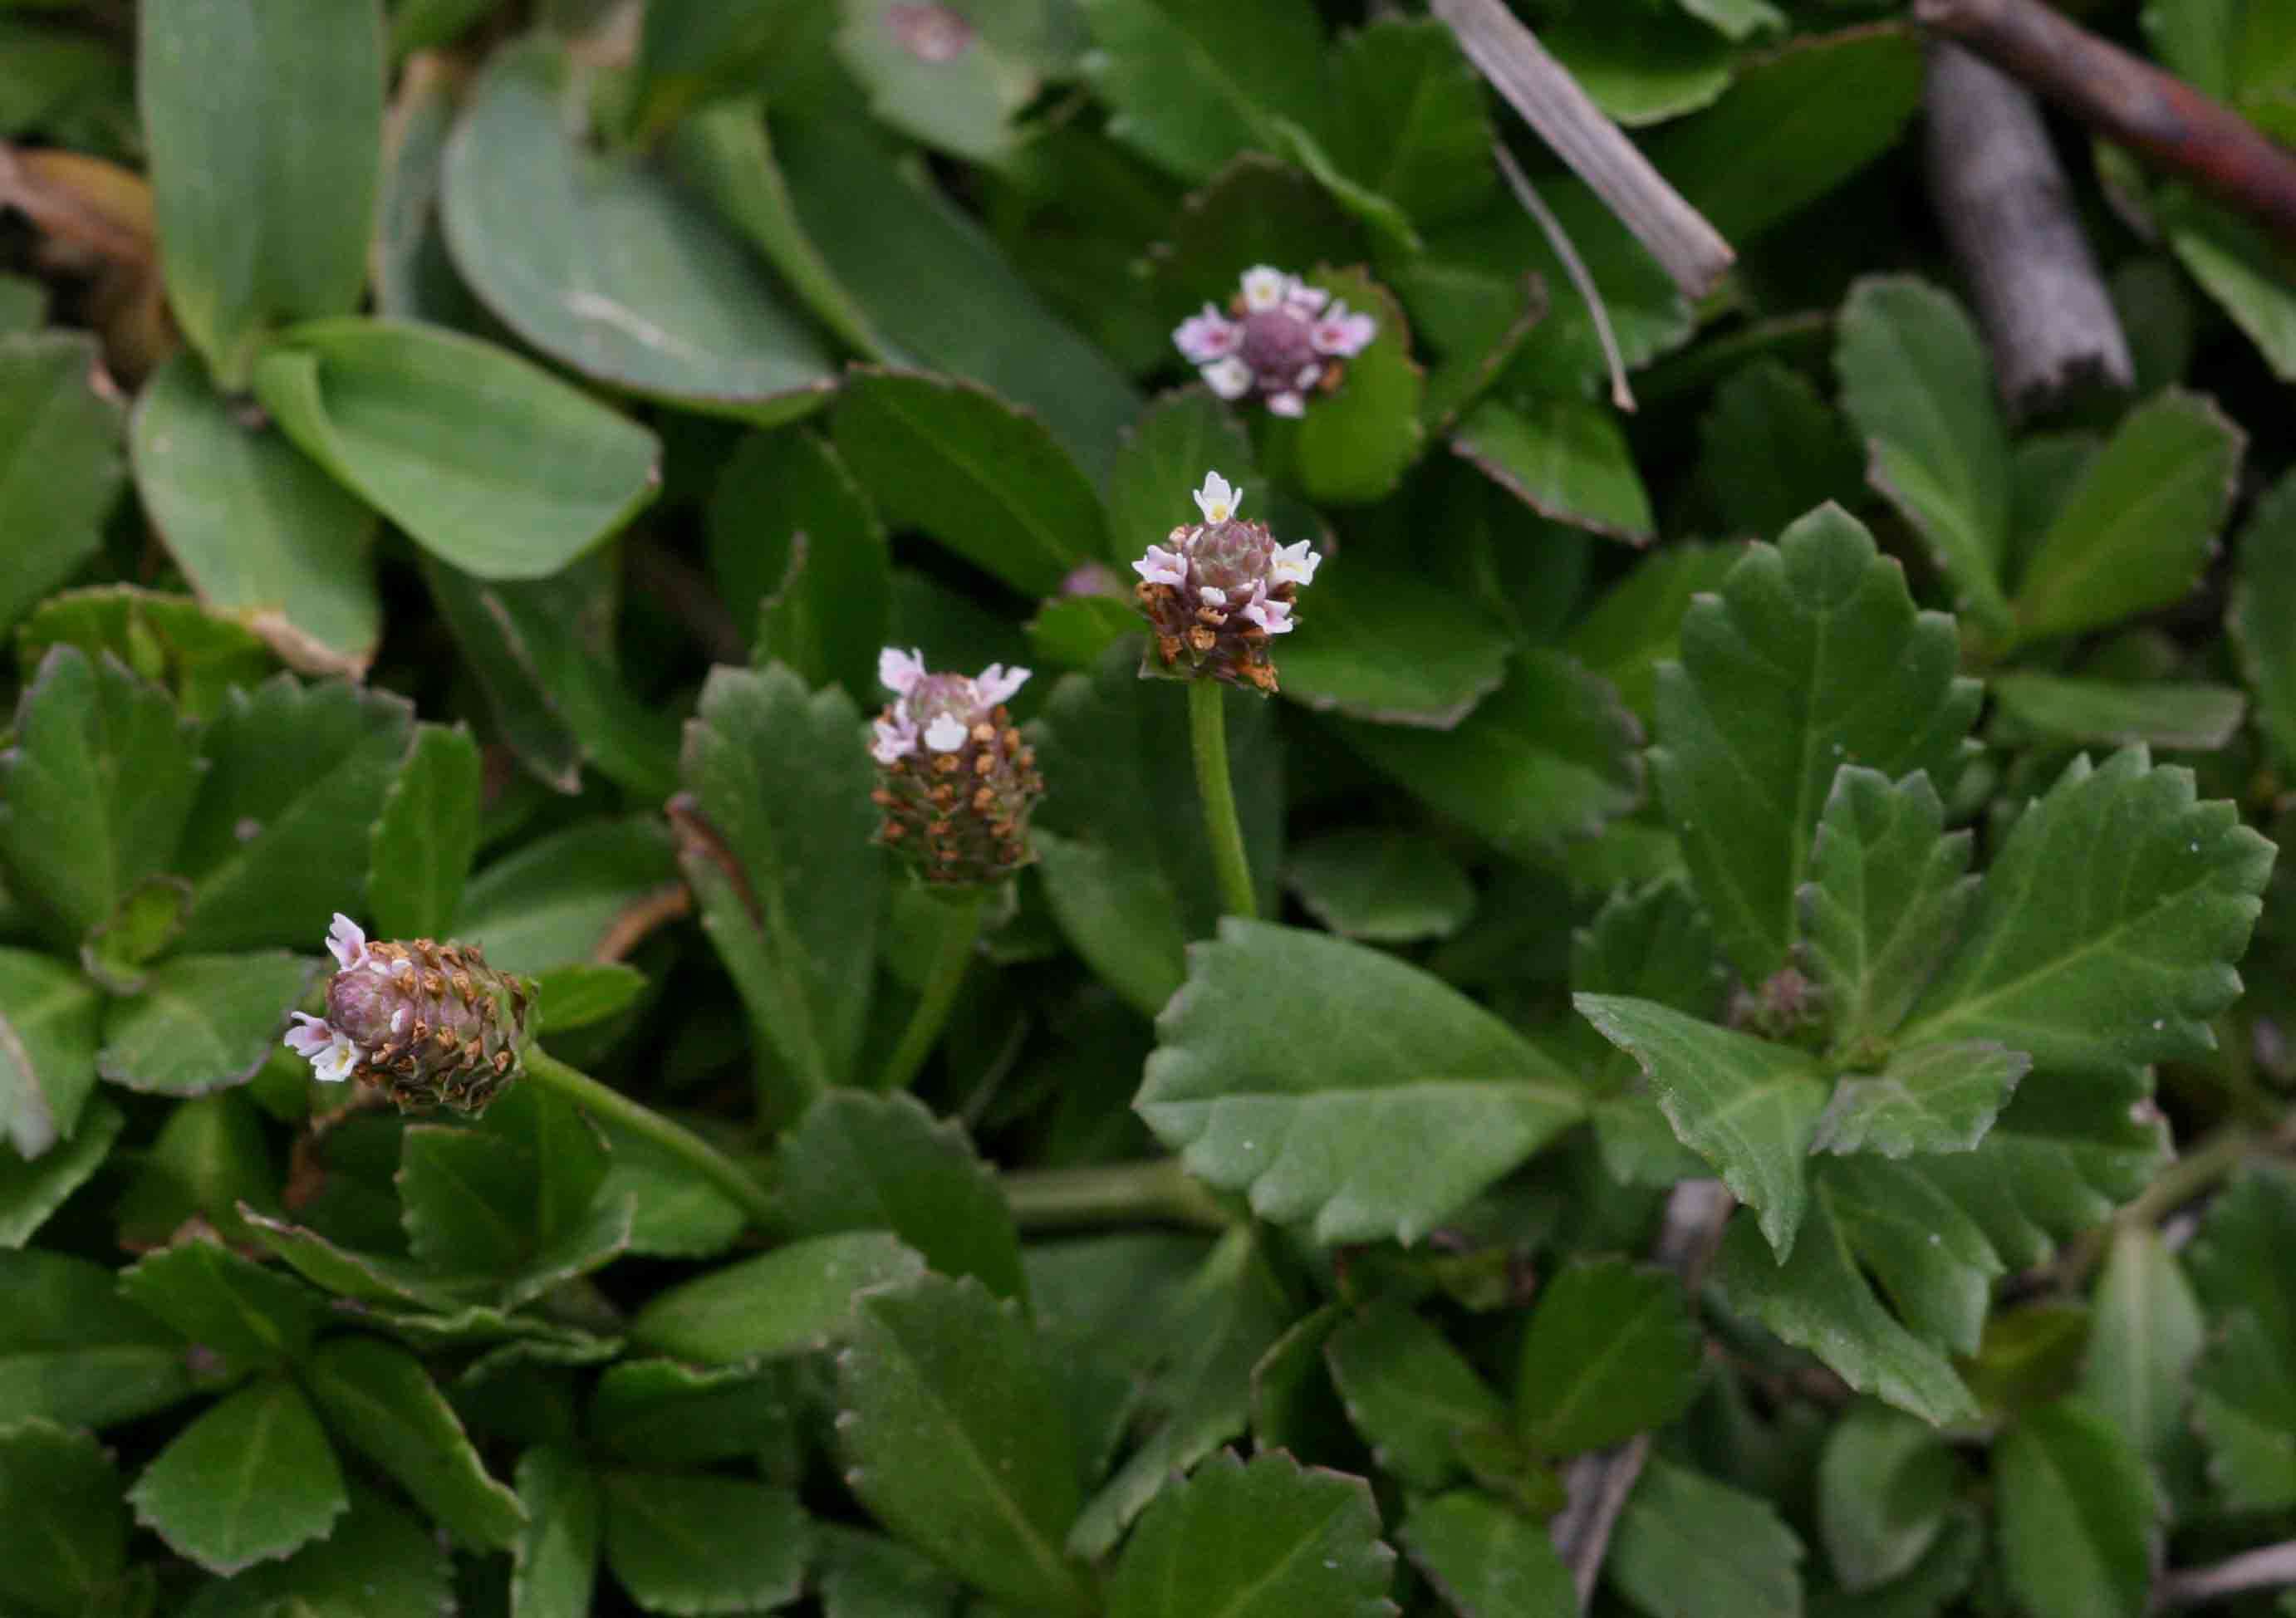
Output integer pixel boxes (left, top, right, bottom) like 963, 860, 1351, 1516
2156, 1540, 2296, 1611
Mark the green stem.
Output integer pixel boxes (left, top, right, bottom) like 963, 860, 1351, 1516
1000, 1158, 1236, 1233
876, 888, 988, 1092
1188, 678, 1258, 920
2055, 1116, 2294, 1288
522, 1046, 777, 1229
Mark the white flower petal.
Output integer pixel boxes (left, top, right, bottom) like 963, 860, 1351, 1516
1191, 470, 1243, 526
877, 646, 928, 697
871, 716, 919, 764
974, 663, 1031, 707
1244, 589, 1295, 635
391, 1008, 410, 1035
1283, 277, 1328, 314
1199, 586, 1228, 606
1312, 307, 1377, 356
1240, 266, 1287, 311
312, 1032, 360, 1084
1267, 390, 1307, 418
1201, 356, 1252, 400
1295, 363, 1323, 390
326, 912, 367, 972
1173, 306, 1241, 363
924, 715, 969, 753
1272, 539, 1322, 588
1132, 544, 1187, 587
283, 1012, 334, 1059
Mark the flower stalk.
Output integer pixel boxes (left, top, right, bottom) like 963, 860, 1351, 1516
1189, 679, 1258, 921
875, 885, 989, 1093
520, 1044, 777, 1229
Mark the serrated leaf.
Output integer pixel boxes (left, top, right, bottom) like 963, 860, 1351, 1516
511, 1446, 599, 1618
832, 368, 1109, 595
366, 722, 480, 940
0, 645, 201, 952
630, 1231, 925, 1365
13, 586, 276, 723
1817, 1403, 1960, 1592
677, 664, 882, 1102
1077, 0, 1328, 183
239, 1209, 473, 1315
778, 1091, 1026, 1306
601, 1471, 810, 1616
1106, 1449, 1395, 1618
129, 1375, 348, 1575
0, 1418, 127, 1616
1286, 831, 1474, 944
1453, 396, 1653, 543
2010, 390, 2242, 646
0, 1248, 200, 1428
2081, 1226, 2205, 1463
1567, 543, 1740, 729
1654, 503, 1982, 983
2190, 1311, 2296, 1509
2230, 468, 2296, 772
1608, 1458, 1804, 1618
172, 674, 412, 954
1902, 748, 2272, 1070
1575, 994, 1823, 1255
178, 1484, 453, 1618
0, 947, 102, 1157
1401, 1489, 1573, 1618
1834, 276, 2013, 633
138, 0, 382, 388
837, 1272, 1092, 1616
252, 318, 660, 582
0, 331, 125, 640
1323, 1301, 1508, 1491
1141, 920, 1585, 1245
1996, 1400, 2159, 1618
0, 1095, 120, 1248
1810, 1042, 2028, 1159
304, 1335, 524, 1552
120, 1234, 326, 1370
1715, 1194, 1979, 1425
1516, 1256, 1701, 1455
96, 951, 318, 1096
588, 1360, 796, 1467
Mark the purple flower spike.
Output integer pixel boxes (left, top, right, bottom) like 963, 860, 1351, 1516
1170, 267, 1376, 415
1132, 471, 1321, 693
869, 655, 1046, 886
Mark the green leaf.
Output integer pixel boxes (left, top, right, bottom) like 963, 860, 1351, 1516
601, 1471, 810, 1616
677, 664, 883, 1099
1801, 768, 1977, 1051
0, 1419, 126, 1616
130, 353, 382, 677
1902, 748, 2273, 1071
1452, 396, 1654, 543
1101, 389, 1255, 567
1653, 503, 1981, 983
138, 0, 382, 387
1326, 19, 1493, 228
115, 1091, 279, 1249
778, 1091, 1027, 1306
1031, 829, 1189, 1019
365, 722, 482, 941
120, 1234, 325, 1370
96, 952, 318, 1096
176, 1485, 452, 1618
1715, 1192, 1980, 1425
172, 674, 413, 954
837, 1272, 1092, 1616
1990, 674, 2247, 753
252, 317, 661, 582
1697, 360, 1864, 539
1834, 276, 2014, 633
128, 1375, 348, 1575
587, 1360, 797, 1466
1286, 831, 1474, 944
0, 1096, 120, 1248
1262, 269, 1425, 507
1816, 1403, 1960, 1592
1995, 1400, 2159, 1618
457, 816, 679, 975
1140, 919, 1587, 1245
511, 1447, 601, 1618
0, 946, 101, 1156
2186, 1162, 2296, 1369
1810, 1041, 2027, 1158
631, 0, 832, 138
2080, 1226, 2205, 1463
1401, 1490, 1573, 1618
1607, 1458, 1804, 1618
1647, 22, 1923, 243
630, 1230, 925, 1365
1279, 555, 1513, 727
1323, 1301, 1509, 1492
0, 645, 201, 951
0, 332, 124, 640
533, 962, 646, 1034
0, 1248, 200, 1428
832, 368, 1110, 596
2191, 1311, 2296, 1509
1335, 649, 1643, 859
1516, 1256, 1701, 1455
2230, 473, 2296, 769
1543, 6, 1733, 126
834, 0, 1057, 166
1574, 994, 1823, 1255
2010, 390, 2242, 645
817, 1525, 965, 1618
441, 38, 834, 416
1077, 0, 1329, 183
304, 1335, 524, 1552
1566, 543, 1739, 728
81, 874, 194, 996
12, 587, 276, 723
1106, 1449, 1394, 1618
2161, 189, 2296, 382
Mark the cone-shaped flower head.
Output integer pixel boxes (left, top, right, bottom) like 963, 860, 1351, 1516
282, 913, 534, 1112
871, 650, 1044, 885
1132, 472, 1321, 692
1172, 265, 1376, 416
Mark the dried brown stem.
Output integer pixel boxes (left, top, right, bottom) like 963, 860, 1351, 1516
2156, 1540, 2296, 1610
1926, 42, 2132, 419
1432, 0, 1735, 302
1916, 0, 2296, 249
1491, 139, 1634, 411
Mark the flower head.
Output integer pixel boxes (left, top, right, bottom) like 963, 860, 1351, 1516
1169, 267, 1376, 416
282, 913, 534, 1112
1132, 470, 1322, 694
869, 653, 1045, 885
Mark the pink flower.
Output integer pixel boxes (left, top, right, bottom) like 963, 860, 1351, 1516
871, 714, 920, 764
1174, 305, 1241, 364
1131, 470, 1319, 690
1312, 302, 1376, 357
1175, 267, 1380, 417
878, 646, 929, 698
326, 912, 370, 972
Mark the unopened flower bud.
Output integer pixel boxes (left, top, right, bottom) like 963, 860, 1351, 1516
871, 649, 1043, 885
1173, 265, 1376, 416
1132, 472, 1320, 693
282, 913, 533, 1112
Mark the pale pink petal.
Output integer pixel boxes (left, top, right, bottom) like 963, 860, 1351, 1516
312, 1031, 360, 1083
1243, 589, 1295, 635
877, 646, 929, 697
871, 716, 920, 764
974, 664, 1030, 707
1283, 277, 1328, 315
924, 715, 969, 753
1294, 363, 1323, 390
1240, 267, 1288, 311
326, 913, 367, 972
284, 1012, 334, 1058
1199, 586, 1228, 607
1272, 539, 1322, 588
1173, 306, 1241, 364
1267, 390, 1307, 418
1133, 545, 1187, 587
1201, 356, 1252, 400
1312, 307, 1376, 356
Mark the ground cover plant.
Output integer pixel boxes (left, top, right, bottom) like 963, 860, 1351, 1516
5, 0, 2296, 1612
